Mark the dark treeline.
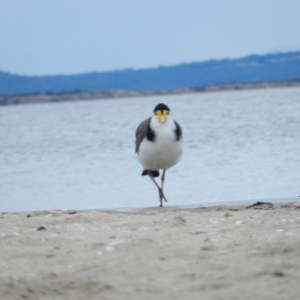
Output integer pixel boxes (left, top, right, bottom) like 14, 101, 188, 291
1, 51, 300, 95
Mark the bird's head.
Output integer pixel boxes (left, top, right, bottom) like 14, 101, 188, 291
153, 103, 170, 123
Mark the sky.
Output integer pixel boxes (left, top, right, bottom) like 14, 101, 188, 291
1, 0, 300, 76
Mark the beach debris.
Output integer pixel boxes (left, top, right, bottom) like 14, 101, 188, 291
224, 213, 232, 217
36, 226, 47, 231
68, 211, 77, 215
194, 231, 207, 235
26, 214, 31, 218
172, 215, 187, 226
214, 206, 225, 211
273, 271, 285, 277
246, 201, 274, 210
280, 201, 299, 209
235, 220, 243, 225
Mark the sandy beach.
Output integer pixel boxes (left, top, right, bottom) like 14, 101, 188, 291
1, 201, 300, 300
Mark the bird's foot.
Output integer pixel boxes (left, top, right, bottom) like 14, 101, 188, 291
158, 188, 167, 207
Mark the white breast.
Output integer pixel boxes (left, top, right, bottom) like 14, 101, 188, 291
137, 116, 183, 170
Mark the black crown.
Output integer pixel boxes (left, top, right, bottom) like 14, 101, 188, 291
153, 103, 170, 112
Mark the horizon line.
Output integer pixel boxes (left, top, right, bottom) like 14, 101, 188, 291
1, 49, 300, 78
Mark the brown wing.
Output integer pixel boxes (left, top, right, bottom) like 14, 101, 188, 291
135, 117, 151, 153
174, 120, 183, 140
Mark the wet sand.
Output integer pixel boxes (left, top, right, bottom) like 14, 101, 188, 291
1, 201, 300, 300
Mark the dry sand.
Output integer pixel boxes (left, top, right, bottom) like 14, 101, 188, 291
1, 201, 300, 300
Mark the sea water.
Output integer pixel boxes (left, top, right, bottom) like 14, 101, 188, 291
1, 87, 300, 212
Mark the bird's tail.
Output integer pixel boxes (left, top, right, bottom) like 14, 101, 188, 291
142, 170, 160, 178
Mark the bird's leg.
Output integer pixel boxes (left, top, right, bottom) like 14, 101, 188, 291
161, 169, 167, 204
147, 171, 167, 207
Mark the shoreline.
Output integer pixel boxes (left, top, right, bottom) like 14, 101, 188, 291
2, 197, 299, 215
1, 80, 300, 106
1, 199, 300, 299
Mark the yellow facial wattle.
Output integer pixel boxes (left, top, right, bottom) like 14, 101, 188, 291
156, 110, 169, 123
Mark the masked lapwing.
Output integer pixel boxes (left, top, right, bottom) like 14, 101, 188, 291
135, 103, 183, 207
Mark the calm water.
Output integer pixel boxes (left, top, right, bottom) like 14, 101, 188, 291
1, 87, 300, 212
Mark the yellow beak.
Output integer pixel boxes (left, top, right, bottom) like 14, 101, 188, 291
156, 110, 168, 123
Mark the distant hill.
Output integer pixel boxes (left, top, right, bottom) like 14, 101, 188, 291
1, 51, 300, 95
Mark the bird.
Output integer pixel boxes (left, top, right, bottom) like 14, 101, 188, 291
135, 103, 183, 207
